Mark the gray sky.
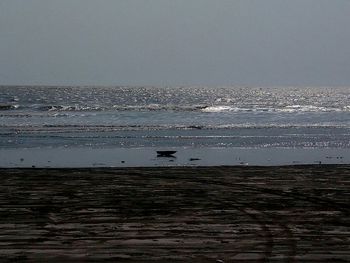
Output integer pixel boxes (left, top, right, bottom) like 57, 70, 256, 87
0, 0, 349, 86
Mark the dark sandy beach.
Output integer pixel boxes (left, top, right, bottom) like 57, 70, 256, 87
0, 165, 349, 262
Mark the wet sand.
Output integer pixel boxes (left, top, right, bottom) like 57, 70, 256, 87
1, 147, 349, 168
0, 165, 349, 262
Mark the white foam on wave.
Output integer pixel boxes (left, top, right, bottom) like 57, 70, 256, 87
201, 106, 239, 112
280, 105, 344, 113
201, 105, 349, 113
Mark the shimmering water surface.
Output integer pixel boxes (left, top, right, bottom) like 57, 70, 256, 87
1, 86, 350, 149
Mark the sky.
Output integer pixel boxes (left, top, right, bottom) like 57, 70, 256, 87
0, 0, 349, 86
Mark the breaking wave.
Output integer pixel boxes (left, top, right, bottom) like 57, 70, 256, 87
2, 103, 349, 113
201, 105, 349, 113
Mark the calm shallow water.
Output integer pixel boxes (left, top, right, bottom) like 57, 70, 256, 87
0, 147, 349, 168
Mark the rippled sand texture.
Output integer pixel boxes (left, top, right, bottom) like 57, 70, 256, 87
0, 166, 349, 262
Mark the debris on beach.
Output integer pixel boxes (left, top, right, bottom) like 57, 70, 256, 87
157, 151, 177, 157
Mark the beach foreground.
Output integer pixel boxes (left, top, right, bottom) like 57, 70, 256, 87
1, 166, 349, 262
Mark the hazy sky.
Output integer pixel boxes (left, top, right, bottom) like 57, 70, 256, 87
0, 0, 349, 86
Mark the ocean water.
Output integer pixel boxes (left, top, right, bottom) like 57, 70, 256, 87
1, 86, 350, 150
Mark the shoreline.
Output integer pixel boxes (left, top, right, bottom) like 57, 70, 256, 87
1, 163, 349, 170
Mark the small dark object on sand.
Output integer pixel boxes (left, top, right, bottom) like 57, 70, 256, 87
189, 158, 201, 161
157, 151, 177, 157
121, 161, 125, 163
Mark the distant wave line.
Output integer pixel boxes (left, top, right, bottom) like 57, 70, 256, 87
1, 103, 350, 113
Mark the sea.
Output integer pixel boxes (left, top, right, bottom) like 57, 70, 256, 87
0, 86, 349, 167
